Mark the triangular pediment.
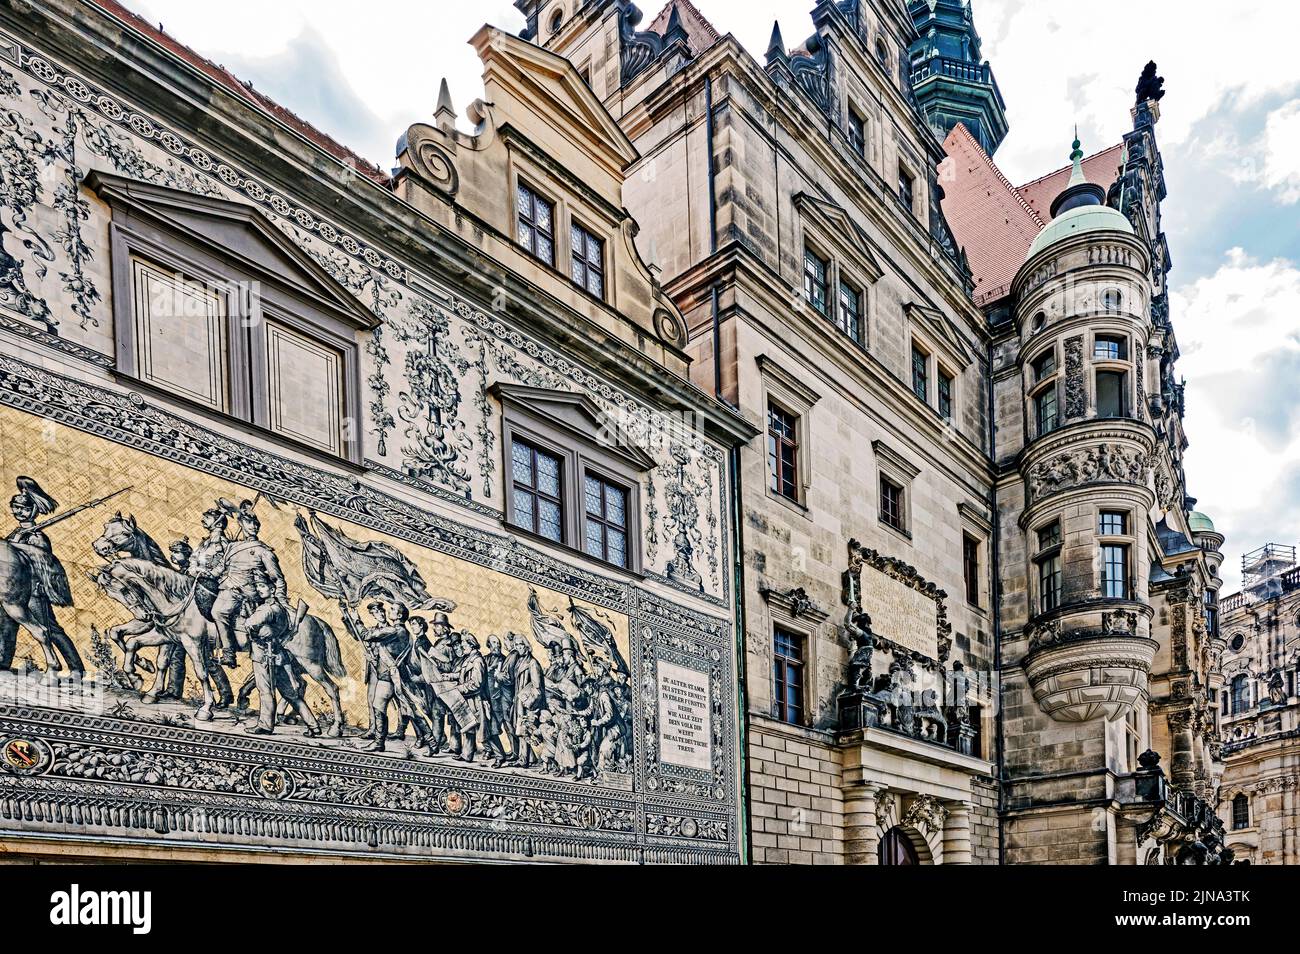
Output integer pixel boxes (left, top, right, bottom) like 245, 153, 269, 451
792, 192, 884, 281
904, 301, 974, 366
473, 26, 638, 173
87, 170, 379, 329
490, 383, 656, 471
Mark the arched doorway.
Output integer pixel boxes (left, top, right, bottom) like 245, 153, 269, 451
879, 826, 920, 865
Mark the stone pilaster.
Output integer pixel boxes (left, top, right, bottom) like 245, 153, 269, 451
941, 801, 972, 864
844, 781, 884, 865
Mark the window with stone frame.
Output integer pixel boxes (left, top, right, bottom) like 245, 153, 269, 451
911, 341, 929, 403
837, 279, 863, 343
963, 533, 981, 606
847, 105, 866, 158
1230, 673, 1250, 714
1231, 792, 1250, 830
1030, 348, 1059, 437
569, 220, 605, 299
96, 173, 370, 464
937, 366, 955, 423
496, 384, 650, 572
1094, 333, 1127, 360
1096, 369, 1128, 418
767, 402, 799, 501
1036, 520, 1063, 612
1101, 543, 1130, 599
898, 166, 916, 213
516, 180, 556, 266
803, 245, 830, 317
772, 626, 807, 725
1124, 708, 1144, 771
880, 475, 906, 533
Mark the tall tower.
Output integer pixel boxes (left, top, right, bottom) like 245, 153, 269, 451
1000, 136, 1158, 862
907, 0, 1008, 154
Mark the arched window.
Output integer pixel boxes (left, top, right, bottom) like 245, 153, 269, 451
1230, 674, 1250, 714
1231, 793, 1250, 830
548, 7, 564, 35
1101, 287, 1122, 313
876, 38, 889, 68
879, 826, 920, 865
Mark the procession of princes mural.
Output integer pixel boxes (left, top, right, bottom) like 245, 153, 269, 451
0, 471, 636, 786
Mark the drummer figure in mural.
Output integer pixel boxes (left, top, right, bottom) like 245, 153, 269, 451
1, 476, 83, 674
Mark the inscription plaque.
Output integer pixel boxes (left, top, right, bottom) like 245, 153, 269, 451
860, 565, 939, 658
657, 661, 712, 770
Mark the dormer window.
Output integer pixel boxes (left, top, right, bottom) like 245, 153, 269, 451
517, 181, 556, 267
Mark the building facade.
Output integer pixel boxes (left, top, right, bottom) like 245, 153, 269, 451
0, 0, 752, 863
520, 0, 1230, 864
0, 0, 1243, 865
1217, 544, 1300, 863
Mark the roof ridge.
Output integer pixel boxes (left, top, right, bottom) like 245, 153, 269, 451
87, 0, 388, 183
1014, 141, 1124, 191
951, 122, 1045, 229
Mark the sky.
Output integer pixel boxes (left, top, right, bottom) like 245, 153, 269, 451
124, 0, 1300, 592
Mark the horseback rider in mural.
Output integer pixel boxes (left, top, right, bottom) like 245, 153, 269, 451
1, 476, 104, 674
197, 500, 289, 669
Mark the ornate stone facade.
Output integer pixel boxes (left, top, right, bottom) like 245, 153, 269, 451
0, 0, 752, 863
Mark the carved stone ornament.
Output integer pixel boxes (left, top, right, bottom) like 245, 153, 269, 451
1027, 443, 1150, 503
1102, 609, 1139, 636
902, 794, 948, 838
842, 539, 952, 664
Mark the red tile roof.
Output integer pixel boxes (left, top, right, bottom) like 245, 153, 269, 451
939, 124, 1125, 304
88, 0, 390, 184
647, 0, 721, 56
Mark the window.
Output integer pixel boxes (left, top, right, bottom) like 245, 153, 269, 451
1096, 369, 1127, 417
911, 342, 929, 402
1099, 510, 1128, 536
1034, 386, 1059, 435
1230, 674, 1250, 714
516, 181, 555, 266
847, 107, 866, 157
98, 174, 371, 465
548, 7, 563, 34
1032, 350, 1057, 381
1100, 288, 1122, 313
1203, 589, 1218, 637
803, 247, 829, 316
497, 385, 649, 571
880, 476, 905, 532
898, 167, 915, 212
1232, 793, 1250, 830
837, 280, 862, 342
875, 38, 889, 68
1101, 543, 1129, 599
767, 403, 800, 501
937, 368, 954, 422
583, 473, 628, 567
963, 534, 980, 606
773, 627, 806, 725
511, 438, 564, 542
569, 222, 604, 298
1094, 334, 1127, 360
1036, 521, 1062, 613
1124, 709, 1143, 770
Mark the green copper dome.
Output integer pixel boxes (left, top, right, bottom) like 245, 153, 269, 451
1188, 511, 1216, 533
1026, 133, 1133, 261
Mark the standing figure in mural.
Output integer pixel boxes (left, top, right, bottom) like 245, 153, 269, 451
0, 476, 91, 674
509, 631, 546, 768
483, 633, 516, 766
343, 599, 434, 754
240, 568, 320, 737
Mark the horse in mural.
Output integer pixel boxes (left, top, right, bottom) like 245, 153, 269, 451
91, 515, 349, 734
99, 558, 220, 721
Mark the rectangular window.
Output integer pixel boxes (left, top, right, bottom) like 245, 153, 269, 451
911, 343, 929, 402
1101, 543, 1129, 599
131, 257, 229, 412
847, 107, 866, 157
1096, 369, 1127, 417
1099, 510, 1128, 536
516, 181, 555, 266
1094, 335, 1127, 360
938, 368, 954, 422
880, 476, 905, 532
963, 534, 980, 606
263, 320, 345, 455
767, 403, 799, 501
1038, 521, 1061, 550
1232, 795, 1250, 830
773, 627, 806, 725
1035, 386, 1059, 435
803, 247, 829, 316
511, 438, 564, 542
1038, 553, 1062, 612
1032, 350, 1056, 382
898, 167, 915, 211
837, 280, 862, 342
583, 473, 628, 568
569, 222, 605, 299
1125, 709, 1142, 770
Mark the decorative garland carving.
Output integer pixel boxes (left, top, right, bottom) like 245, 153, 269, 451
1027, 443, 1150, 502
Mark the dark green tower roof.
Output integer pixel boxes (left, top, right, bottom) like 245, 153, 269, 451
907, 0, 1009, 155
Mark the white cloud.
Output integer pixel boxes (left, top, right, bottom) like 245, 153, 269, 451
1260, 101, 1300, 203
1175, 249, 1300, 590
